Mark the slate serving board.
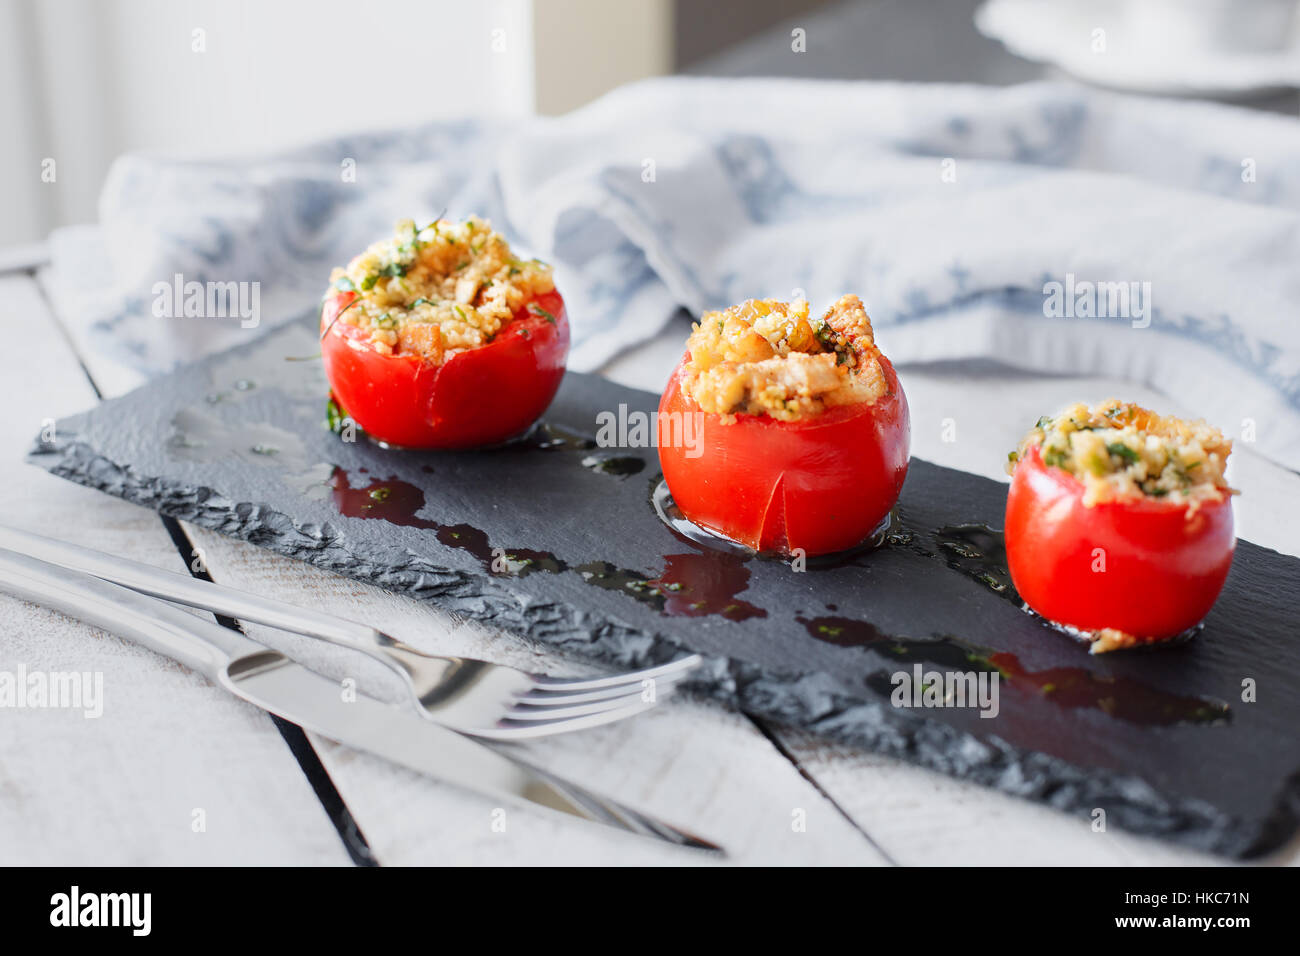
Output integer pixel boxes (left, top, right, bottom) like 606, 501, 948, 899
31, 316, 1300, 858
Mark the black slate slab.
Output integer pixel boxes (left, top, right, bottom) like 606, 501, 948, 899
30, 316, 1300, 858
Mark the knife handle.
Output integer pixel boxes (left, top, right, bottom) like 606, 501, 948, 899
0, 547, 263, 681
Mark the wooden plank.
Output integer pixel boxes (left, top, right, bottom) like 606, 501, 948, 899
771, 731, 1222, 866
0, 274, 350, 865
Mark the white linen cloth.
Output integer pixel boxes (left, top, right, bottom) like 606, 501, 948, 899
42, 78, 1300, 467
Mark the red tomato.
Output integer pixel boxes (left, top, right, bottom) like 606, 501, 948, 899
320, 288, 569, 449
657, 356, 910, 556
1005, 444, 1235, 642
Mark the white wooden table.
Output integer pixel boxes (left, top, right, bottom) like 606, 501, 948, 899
5, 265, 1299, 866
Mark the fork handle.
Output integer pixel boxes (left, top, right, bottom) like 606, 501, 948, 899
0, 523, 437, 682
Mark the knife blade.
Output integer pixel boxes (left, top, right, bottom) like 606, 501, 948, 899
0, 546, 720, 854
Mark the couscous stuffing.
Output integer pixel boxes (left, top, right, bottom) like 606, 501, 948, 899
682, 295, 887, 421
1007, 400, 1235, 509
327, 217, 555, 362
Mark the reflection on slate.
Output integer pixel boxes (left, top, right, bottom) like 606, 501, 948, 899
30, 315, 1300, 858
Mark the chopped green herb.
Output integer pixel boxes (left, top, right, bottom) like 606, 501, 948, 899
1107, 442, 1139, 463
396, 221, 422, 257
528, 303, 557, 324
325, 396, 352, 434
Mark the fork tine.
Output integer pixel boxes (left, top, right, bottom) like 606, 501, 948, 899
517, 667, 694, 706
471, 699, 663, 740
527, 654, 703, 692
506, 685, 677, 721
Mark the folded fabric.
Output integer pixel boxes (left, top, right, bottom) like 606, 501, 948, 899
44, 78, 1300, 467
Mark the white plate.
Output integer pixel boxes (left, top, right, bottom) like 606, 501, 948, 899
976, 0, 1300, 95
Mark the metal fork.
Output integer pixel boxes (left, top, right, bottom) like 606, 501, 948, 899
0, 526, 701, 739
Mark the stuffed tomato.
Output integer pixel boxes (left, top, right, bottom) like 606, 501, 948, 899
320, 217, 568, 449
1004, 401, 1237, 653
657, 295, 910, 557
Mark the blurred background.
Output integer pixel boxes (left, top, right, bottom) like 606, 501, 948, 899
4, 0, 1298, 248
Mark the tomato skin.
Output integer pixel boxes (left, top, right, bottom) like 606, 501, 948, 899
1005, 445, 1235, 641
656, 355, 910, 556
320, 288, 569, 449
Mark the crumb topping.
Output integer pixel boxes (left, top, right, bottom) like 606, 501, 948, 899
682, 295, 887, 421
326, 217, 554, 361
1008, 400, 1235, 508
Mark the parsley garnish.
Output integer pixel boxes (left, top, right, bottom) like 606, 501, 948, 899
528, 303, 557, 324
325, 396, 352, 434
1107, 442, 1139, 463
